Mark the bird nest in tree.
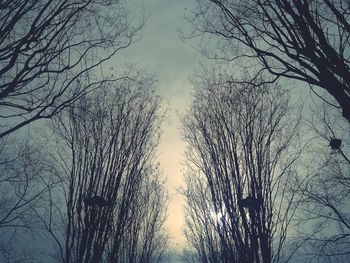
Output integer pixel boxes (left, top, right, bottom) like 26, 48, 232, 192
329, 138, 342, 150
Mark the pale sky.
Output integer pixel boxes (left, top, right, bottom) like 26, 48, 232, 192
115, 0, 204, 248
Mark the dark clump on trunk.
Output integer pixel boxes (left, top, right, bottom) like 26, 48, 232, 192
239, 196, 263, 211
330, 138, 342, 150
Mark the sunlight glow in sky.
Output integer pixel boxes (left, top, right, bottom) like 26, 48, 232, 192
116, 0, 203, 248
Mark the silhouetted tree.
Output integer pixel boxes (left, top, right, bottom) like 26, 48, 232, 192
182, 70, 302, 263
115, 170, 169, 263
33, 74, 168, 263
0, 138, 59, 262
183, 172, 223, 263
187, 0, 350, 122
0, 1, 148, 259
292, 101, 350, 263
0, 0, 142, 139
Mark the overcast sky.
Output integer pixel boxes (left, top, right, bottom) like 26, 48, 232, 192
115, 0, 204, 249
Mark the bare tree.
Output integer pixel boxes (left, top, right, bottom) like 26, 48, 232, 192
291, 100, 350, 263
182, 70, 302, 263
183, 171, 224, 263
0, 137, 59, 262
187, 0, 350, 122
116, 170, 169, 263
34, 74, 168, 263
0, 0, 142, 139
